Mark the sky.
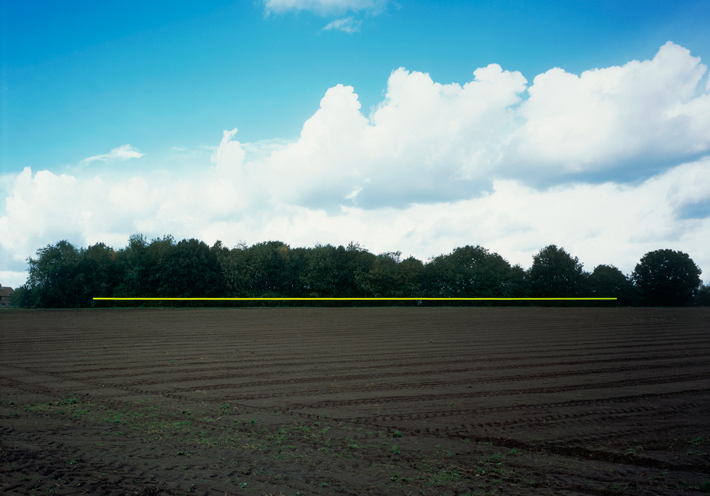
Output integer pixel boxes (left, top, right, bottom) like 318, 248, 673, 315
1, 0, 710, 288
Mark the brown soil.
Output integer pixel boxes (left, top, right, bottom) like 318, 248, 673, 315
1, 307, 709, 495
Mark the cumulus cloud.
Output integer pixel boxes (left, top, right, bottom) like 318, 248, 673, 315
2, 42, 710, 287
322, 16, 362, 33
211, 128, 246, 175
243, 41, 708, 208
256, 64, 528, 209
263, 0, 387, 16
511, 42, 710, 183
2, 159, 708, 287
82, 144, 144, 164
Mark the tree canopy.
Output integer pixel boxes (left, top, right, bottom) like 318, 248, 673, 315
588, 265, 638, 306
11, 236, 706, 308
632, 249, 702, 306
528, 245, 587, 298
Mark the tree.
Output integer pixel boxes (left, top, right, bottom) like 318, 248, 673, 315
399, 256, 424, 297
423, 246, 512, 300
215, 242, 251, 297
696, 285, 710, 306
504, 264, 530, 298
345, 244, 377, 297
588, 265, 638, 305
158, 238, 225, 298
632, 249, 702, 306
301, 244, 339, 297
527, 245, 588, 298
354, 251, 404, 298
244, 241, 291, 296
11, 285, 34, 308
23, 240, 82, 307
113, 234, 175, 299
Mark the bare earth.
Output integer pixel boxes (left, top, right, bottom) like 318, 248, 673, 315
1, 307, 709, 495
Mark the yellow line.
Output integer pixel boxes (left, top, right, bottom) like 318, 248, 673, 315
93, 297, 616, 301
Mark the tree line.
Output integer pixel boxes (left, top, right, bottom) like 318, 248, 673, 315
12, 235, 708, 308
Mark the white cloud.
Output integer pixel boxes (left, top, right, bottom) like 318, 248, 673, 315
511, 42, 710, 181
322, 16, 362, 33
263, 0, 387, 16
211, 128, 246, 176
82, 144, 144, 164
256, 64, 528, 209
242, 42, 708, 209
2, 158, 708, 285
2, 42, 710, 287
0, 270, 27, 289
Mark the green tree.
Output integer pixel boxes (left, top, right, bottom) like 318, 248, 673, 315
354, 251, 404, 298
504, 264, 530, 298
213, 240, 301, 299
695, 284, 710, 306
22, 241, 81, 307
345, 243, 377, 297
112, 234, 176, 299
214, 241, 251, 297
246, 241, 292, 296
588, 264, 638, 305
158, 238, 225, 298
424, 245, 512, 298
301, 244, 339, 297
19, 240, 118, 308
527, 245, 588, 298
113, 234, 148, 297
77, 243, 121, 303
399, 256, 424, 297
632, 249, 702, 306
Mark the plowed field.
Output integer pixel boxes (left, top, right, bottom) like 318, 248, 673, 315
1, 307, 709, 495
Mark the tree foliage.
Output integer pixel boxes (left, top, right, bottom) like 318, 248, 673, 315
632, 249, 702, 306
423, 246, 513, 298
696, 285, 710, 306
158, 238, 224, 297
528, 245, 587, 298
13, 235, 703, 307
588, 265, 638, 305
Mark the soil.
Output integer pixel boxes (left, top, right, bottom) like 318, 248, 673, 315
1, 307, 709, 495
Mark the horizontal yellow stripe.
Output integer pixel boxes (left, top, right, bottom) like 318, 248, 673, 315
93, 297, 616, 301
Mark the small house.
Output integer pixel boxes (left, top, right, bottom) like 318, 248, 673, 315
0, 284, 14, 307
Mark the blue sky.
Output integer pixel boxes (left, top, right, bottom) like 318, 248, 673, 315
1, 0, 710, 287
4, 0, 709, 171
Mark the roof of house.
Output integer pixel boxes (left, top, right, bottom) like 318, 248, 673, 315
0, 287, 14, 297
